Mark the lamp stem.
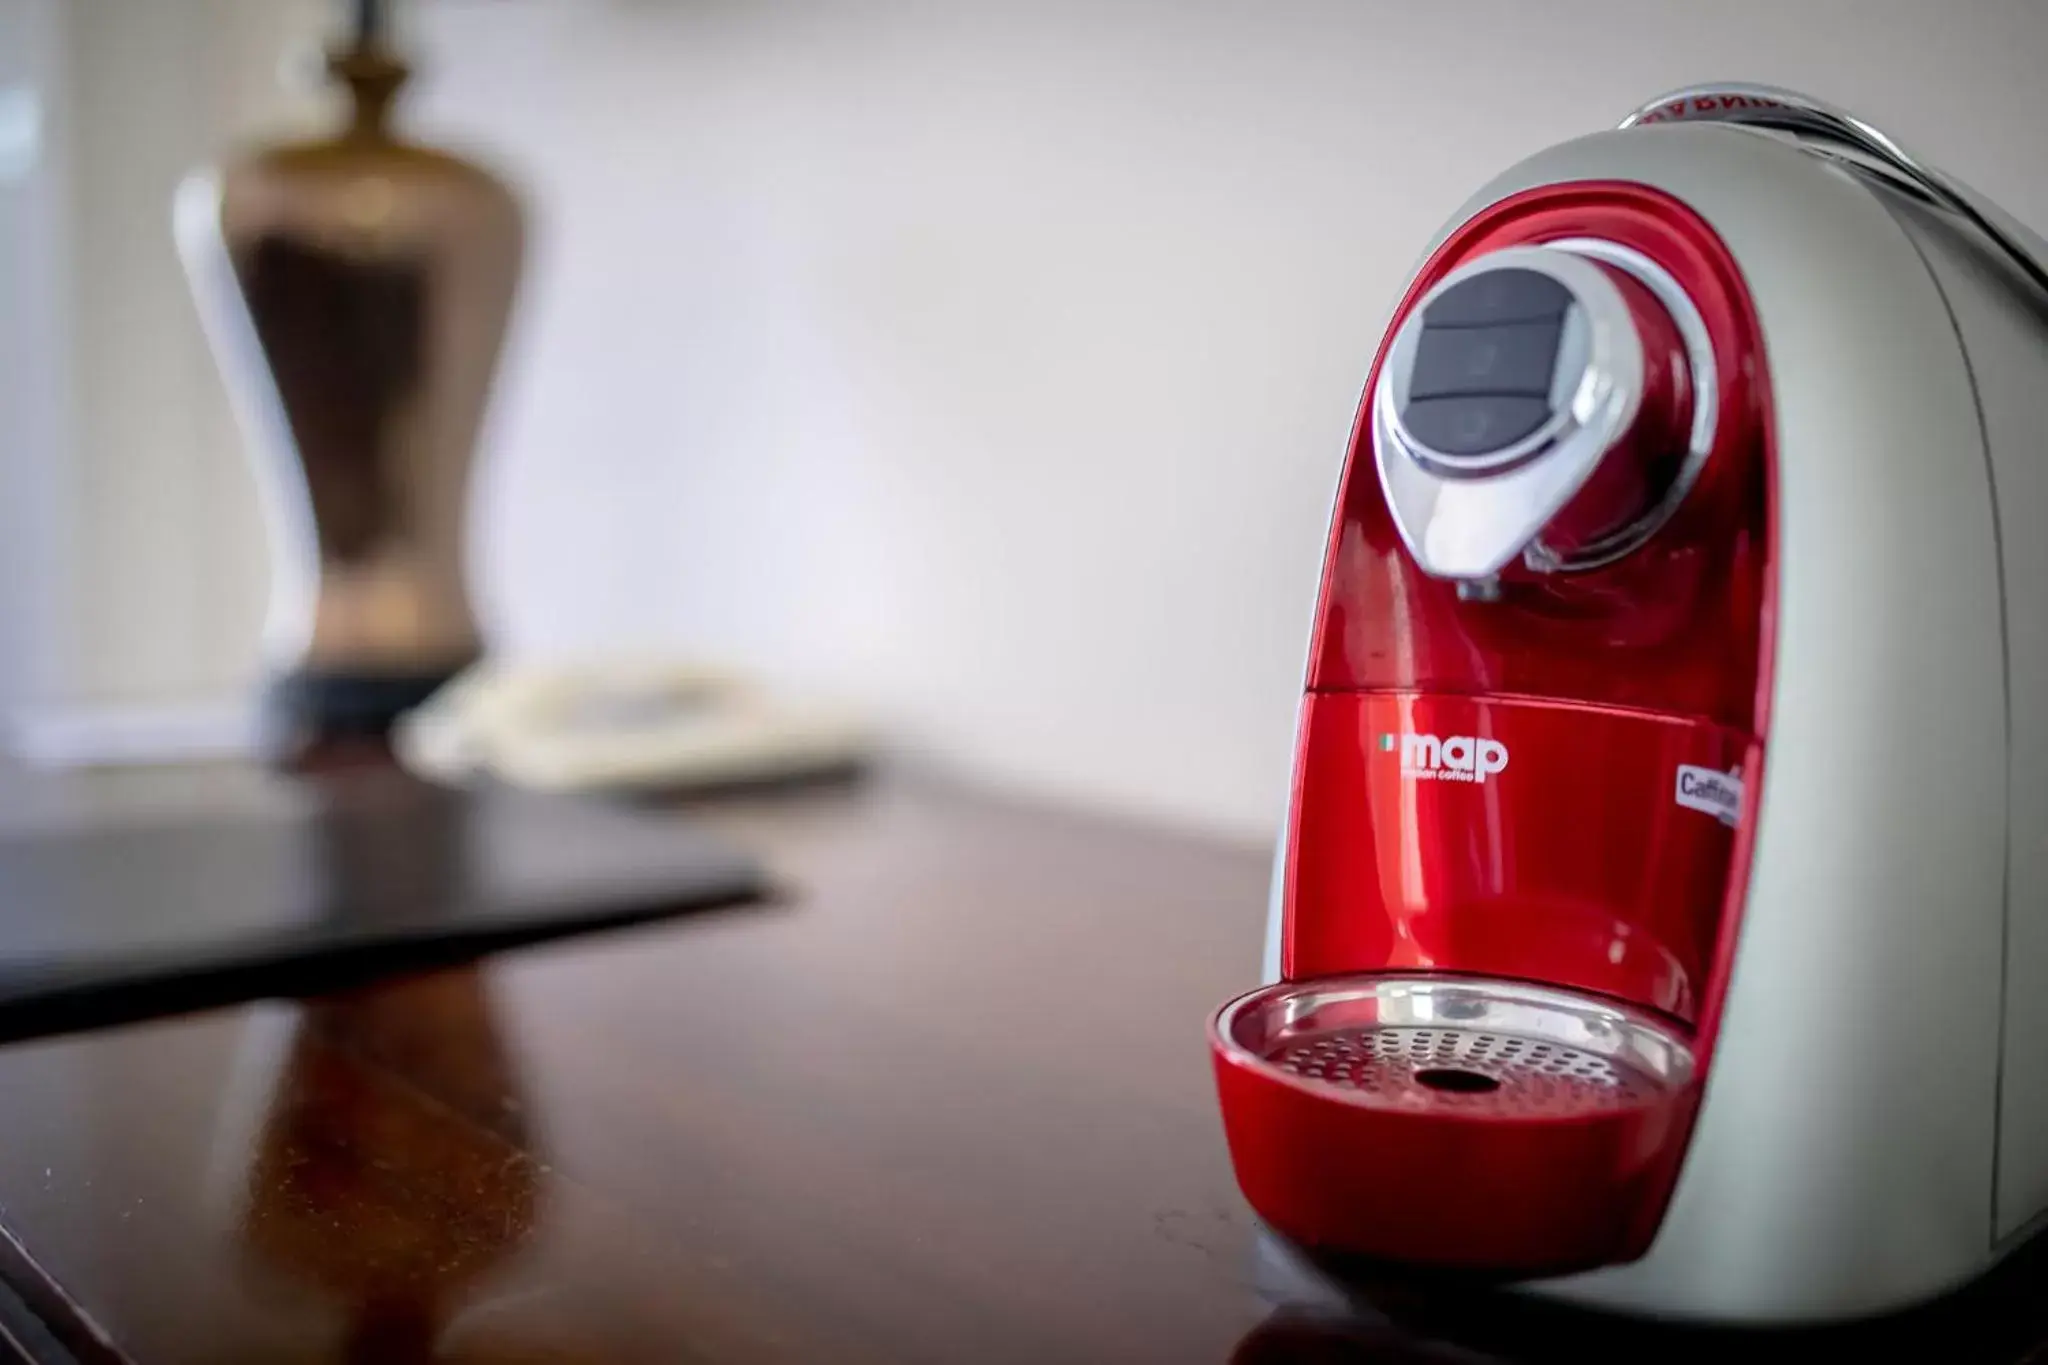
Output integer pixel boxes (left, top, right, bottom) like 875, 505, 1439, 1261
353, 0, 385, 47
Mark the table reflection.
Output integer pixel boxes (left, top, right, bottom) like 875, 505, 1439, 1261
217, 969, 538, 1364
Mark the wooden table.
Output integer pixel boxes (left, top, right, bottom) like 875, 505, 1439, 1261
0, 767, 2042, 1363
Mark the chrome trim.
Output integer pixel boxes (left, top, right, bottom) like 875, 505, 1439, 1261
1620, 83, 2048, 306
1216, 973, 1696, 1089
1527, 237, 1721, 572
1373, 246, 1646, 581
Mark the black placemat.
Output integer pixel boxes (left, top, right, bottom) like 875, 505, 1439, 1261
0, 768, 767, 1043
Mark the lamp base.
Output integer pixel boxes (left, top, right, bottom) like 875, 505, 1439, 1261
262, 666, 466, 768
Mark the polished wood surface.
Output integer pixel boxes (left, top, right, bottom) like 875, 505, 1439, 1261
0, 767, 2045, 1363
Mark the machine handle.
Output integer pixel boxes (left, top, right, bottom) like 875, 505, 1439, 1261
1621, 83, 2048, 309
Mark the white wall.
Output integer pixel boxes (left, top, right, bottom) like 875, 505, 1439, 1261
61, 0, 290, 706
13, 0, 2048, 837
2, 0, 325, 724
0, 0, 70, 716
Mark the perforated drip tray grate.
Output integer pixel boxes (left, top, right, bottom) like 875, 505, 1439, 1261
1220, 974, 1695, 1121
1274, 1023, 1662, 1117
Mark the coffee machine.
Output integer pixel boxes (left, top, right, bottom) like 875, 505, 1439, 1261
1209, 85, 2048, 1324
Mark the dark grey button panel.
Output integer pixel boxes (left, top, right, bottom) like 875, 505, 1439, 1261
1399, 396, 1553, 456
1408, 321, 1562, 400
1420, 268, 1573, 328
1396, 266, 1581, 459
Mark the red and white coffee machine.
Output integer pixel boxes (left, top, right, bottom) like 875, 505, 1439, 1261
1209, 85, 2048, 1324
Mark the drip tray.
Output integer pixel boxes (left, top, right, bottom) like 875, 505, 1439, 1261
1210, 974, 1698, 1275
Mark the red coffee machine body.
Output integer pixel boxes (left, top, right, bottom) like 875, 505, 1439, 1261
1214, 84, 2046, 1324
1214, 175, 1773, 1280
